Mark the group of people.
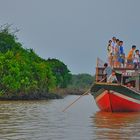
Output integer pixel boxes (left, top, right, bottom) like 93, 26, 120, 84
107, 37, 139, 69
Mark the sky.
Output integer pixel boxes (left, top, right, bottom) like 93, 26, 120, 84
0, 0, 140, 74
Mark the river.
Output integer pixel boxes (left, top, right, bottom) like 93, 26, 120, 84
0, 95, 140, 140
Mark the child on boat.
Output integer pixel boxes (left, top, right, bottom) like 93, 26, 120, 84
107, 40, 113, 67
111, 37, 116, 51
133, 49, 140, 69
114, 39, 120, 67
107, 40, 112, 54
127, 45, 136, 67
118, 41, 125, 67
111, 37, 116, 67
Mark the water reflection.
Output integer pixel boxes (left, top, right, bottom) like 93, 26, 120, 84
0, 96, 95, 140
93, 111, 140, 140
1, 96, 140, 140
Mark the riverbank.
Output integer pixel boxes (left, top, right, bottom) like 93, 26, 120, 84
0, 87, 90, 100
0, 92, 62, 100
0, 86, 91, 100
52, 88, 87, 96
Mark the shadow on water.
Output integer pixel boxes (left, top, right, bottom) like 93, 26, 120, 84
92, 111, 140, 140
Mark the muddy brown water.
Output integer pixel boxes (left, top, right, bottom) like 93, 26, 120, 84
0, 95, 140, 140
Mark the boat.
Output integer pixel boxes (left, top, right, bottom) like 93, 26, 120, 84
91, 58, 140, 112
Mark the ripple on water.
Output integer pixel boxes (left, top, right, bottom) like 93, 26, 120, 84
92, 111, 140, 140
0, 96, 140, 140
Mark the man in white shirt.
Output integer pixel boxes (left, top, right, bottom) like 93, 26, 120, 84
107, 70, 118, 83
103, 63, 112, 81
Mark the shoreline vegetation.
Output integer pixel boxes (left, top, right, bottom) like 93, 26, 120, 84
0, 24, 94, 100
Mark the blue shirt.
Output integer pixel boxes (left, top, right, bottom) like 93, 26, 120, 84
120, 46, 124, 55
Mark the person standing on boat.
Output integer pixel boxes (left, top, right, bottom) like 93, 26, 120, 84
103, 63, 112, 82
111, 37, 116, 53
111, 37, 116, 67
107, 40, 112, 54
118, 41, 125, 67
133, 49, 140, 69
114, 39, 120, 67
107, 40, 113, 67
111, 37, 116, 51
127, 45, 136, 67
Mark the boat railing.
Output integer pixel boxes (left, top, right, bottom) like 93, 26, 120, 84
95, 82, 120, 86
96, 57, 140, 81
95, 57, 140, 91
96, 69, 140, 91
96, 57, 139, 69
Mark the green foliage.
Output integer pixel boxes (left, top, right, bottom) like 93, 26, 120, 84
47, 58, 72, 88
0, 25, 71, 98
68, 74, 94, 90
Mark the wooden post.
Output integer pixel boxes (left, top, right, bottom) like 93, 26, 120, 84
136, 73, 140, 91
96, 58, 99, 82
121, 74, 123, 85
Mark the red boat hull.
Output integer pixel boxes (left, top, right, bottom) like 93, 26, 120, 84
95, 90, 140, 112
